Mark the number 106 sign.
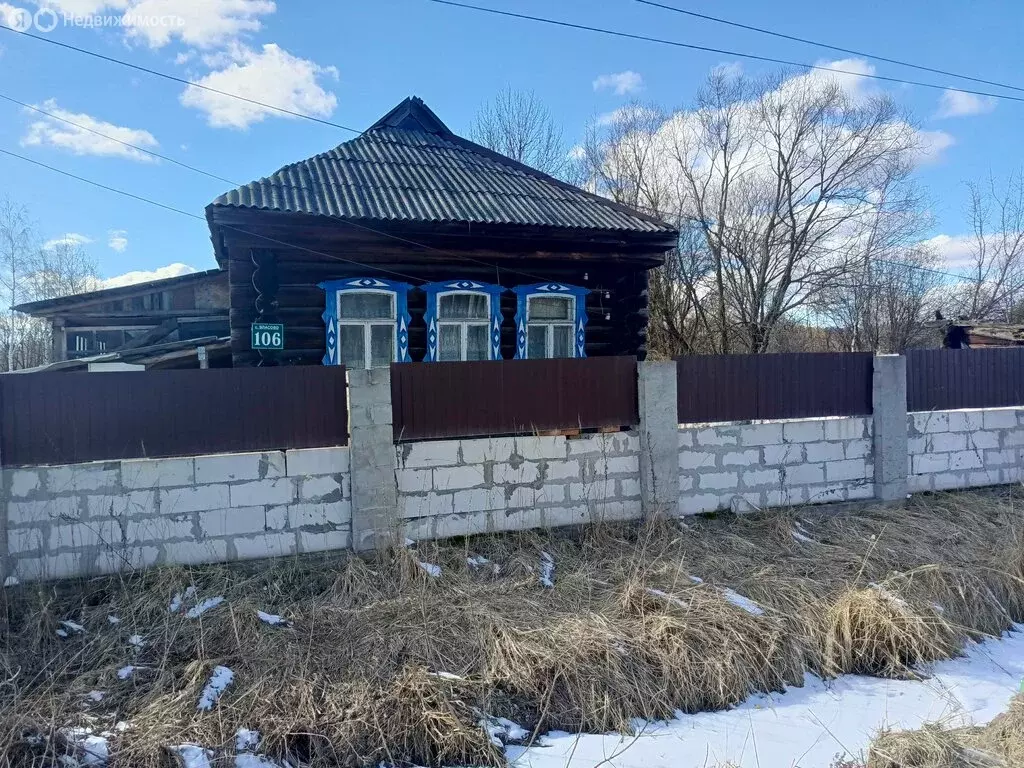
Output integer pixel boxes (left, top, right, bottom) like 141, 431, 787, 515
251, 323, 284, 350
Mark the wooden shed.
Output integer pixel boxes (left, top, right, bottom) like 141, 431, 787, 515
205, 97, 679, 368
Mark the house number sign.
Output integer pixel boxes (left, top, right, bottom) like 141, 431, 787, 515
251, 323, 284, 350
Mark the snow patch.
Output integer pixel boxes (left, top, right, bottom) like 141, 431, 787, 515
467, 555, 490, 568
721, 588, 765, 616
688, 575, 703, 585
186, 596, 225, 619
428, 671, 463, 681
256, 610, 291, 628
539, 552, 555, 588
480, 714, 530, 747
169, 744, 213, 768
418, 561, 441, 578
169, 585, 197, 613
60, 620, 85, 634
128, 634, 146, 649
84, 690, 105, 703
234, 755, 279, 768
63, 729, 108, 767
198, 665, 234, 711
117, 665, 135, 680
106, 615, 120, 625
235, 728, 261, 751
646, 588, 687, 609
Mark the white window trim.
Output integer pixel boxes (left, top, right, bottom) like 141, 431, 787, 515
436, 290, 491, 361
336, 289, 398, 370
525, 294, 576, 359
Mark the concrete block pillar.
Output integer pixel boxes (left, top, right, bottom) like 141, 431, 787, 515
872, 354, 908, 502
638, 361, 680, 516
347, 367, 400, 551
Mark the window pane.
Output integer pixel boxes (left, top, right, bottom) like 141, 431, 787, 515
339, 292, 393, 319
466, 324, 489, 360
438, 324, 462, 361
551, 325, 572, 358
529, 296, 572, 321
527, 326, 547, 359
339, 325, 365, 369
370, 324, 394, 368
440, 293, 488, 320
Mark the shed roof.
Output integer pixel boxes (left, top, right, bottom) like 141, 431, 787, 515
207, 97, 676, 236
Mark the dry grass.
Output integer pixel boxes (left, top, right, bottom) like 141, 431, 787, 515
868, 693, 1024, 767
2, 488, 1024, 767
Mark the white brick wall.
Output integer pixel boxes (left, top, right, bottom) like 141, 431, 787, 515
907, 407, 1024, 492
3, 446, 351, 583
397, 431, 642, 541
678, 416, 874, 515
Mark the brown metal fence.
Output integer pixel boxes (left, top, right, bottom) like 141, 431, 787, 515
390, 357, 639, 442
676, 352, 874, 423
907, 348, 1024, 411
0, 367, 348, 466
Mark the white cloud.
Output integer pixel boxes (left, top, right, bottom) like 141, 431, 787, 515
107, 229, 128, 253
100, 262, 197, 289
924, 234, 974, 271
936, 88, 997, 119
121, 0, 275, 49
913, 129, 956, 165
593, 70, 644, 96
21, 99, 159, 161
711, 62, 743, 81
33, 0, 127, 14
179, 43, 337, 129
43, 232, 92, 250
595, 104, 660, 127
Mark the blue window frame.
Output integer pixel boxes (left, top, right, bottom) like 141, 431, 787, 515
513, 283, 590, 359
319, 277, 413, 368
422, 280, 505, 361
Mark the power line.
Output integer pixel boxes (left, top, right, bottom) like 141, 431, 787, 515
425, 0, 1024, 104
0, 23, 364, 134
635, 0, 1024, 95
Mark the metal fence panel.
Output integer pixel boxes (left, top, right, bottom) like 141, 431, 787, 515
907, 348, 1024, 411
391, 357, 638, 442
0, 367, 348, 466
676, 352, 874, 423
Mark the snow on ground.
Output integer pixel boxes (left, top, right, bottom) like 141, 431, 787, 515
256, 610, 291, 627
169, 586, 197, 613
506, 626, 1024, 768
720, 588, 765, 616
197, 666, 234, 711
539, 552, 555, 588
116, 665, 135, 680
418, 561, 442, 578
186, 596, 225, 619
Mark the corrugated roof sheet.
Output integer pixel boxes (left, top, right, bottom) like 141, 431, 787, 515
209, 97, 675, 235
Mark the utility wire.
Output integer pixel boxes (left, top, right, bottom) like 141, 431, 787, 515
424, 0, 1024, 104
0, 23, 364, 133
636, 0, 1024, 95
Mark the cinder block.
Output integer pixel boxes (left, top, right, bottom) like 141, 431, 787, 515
92, 546, 161, 575
845, 439, 873, 459
8, 470, 41, 498
619, 478, 641, 497
914, 412, 949, 434
515, 435, 567, 461
125, 517, 193, 544
826, 459, 869, 482
160, 485, 230, 514
163, 538, 228, 565
431, 510, 491, 539
964, 431, 1000, 451
398, 440, 461, 468
912, 453, 949, 474
265, 505, 289, 530
14, 552, 82, 582
984, 409, 1019, 430
946, 411, 984, 432
546, 460, 583, 481
492, 462, 540, 485
783, 420, 824, 444
86, 491, 157, 518
907, 436, 927, 454
49, 520, 120, 550
286, 446, 350, 476
451, 487, 506, 513
678, 492, 723, 515
806, 485, 847, 504
928, 432, 967, 453
8, 527, 44, 555
542, 505, 591, 528
679, 451, 717, 470
121, 457, 194, 489
298, 475, 344, 503
287, 503, 348, 529
932, 472, 965, 491
765, 487, 806, 507
967, 470, 1000, 488
1003, 429, 1024, 447
762, 444, 805, 465
491, 507, 543, 532
1002, 466, 1023, 484
396, 468, 432, 493
742, 468, 780, 488
400, 492, 454, 519
907, 473, 932, 492
505, 486, 538, 508
823, 418, 868, 441
569, 479, 616, 501
232, 532, 296, 561
594, 455, 640, 475
8, 497, 83, 525
741, 424, 784, 446
695, 428, 738, 447
460, 436, 516, 463
589, 499, 641, 522
194, 452, 283, 484
784, 463, 825, 485
198, 507, 267, 538
697, 471, 739, 491
229, 478, 295, 508
721, 449, 760, 466
846, 483, 875, 500
984, 449, 1017, 467
948, 450, 984, 471
805, 442, 845, 462
677, 429, 695, 448
433, 465, 486, 491
297, 529, 350, 553
46, 463, 119, 493
729, 492, 762, 514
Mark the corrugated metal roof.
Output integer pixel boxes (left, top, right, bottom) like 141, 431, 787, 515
208, 97, 676, 235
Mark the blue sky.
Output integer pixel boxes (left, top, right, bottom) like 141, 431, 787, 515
0, 0, 1019, 284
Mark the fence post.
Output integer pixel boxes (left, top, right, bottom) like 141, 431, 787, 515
347, 367, 400, 551
872, 354, 908, 502
638, 361, 680, 516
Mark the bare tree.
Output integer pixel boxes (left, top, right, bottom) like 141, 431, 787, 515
0, 198, 35, 371
471, 87, 571, 178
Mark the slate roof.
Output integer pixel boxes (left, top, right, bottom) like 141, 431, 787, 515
208, 97, 676, 235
